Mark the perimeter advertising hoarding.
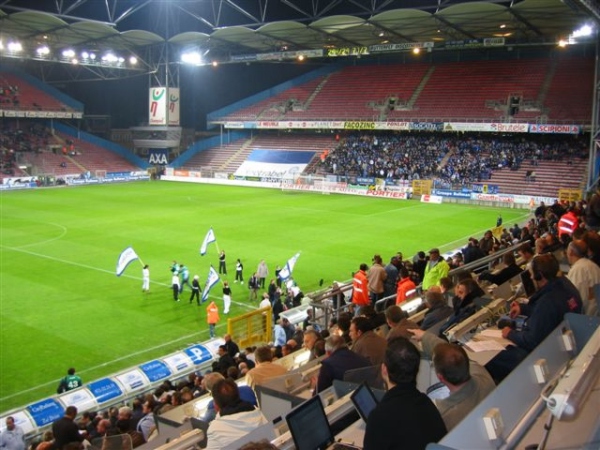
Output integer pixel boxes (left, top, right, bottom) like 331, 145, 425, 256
27, 399, 64, 427
88, 378, 124, 405
162, 352, 194, 374
115, 369, 148, 393
184, 344, 213, 365
58, 389, 96, 413
432, 189, 472, 199
139, 360, 171, 383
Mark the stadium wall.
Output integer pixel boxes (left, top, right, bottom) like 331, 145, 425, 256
206, 63, 343, 126
0, 65, 84, 111
52, 122, 149, 169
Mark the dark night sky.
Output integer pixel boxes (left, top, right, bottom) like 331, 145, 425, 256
51, 60, 319, 130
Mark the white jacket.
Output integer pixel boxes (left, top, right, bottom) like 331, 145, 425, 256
205, 409, 268, 450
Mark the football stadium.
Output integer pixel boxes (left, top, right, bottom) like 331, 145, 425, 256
1, 0, 599, 449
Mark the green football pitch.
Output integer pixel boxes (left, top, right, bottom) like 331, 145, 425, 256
0, 181, 528, 412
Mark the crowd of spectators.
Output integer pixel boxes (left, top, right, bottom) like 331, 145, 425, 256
19, 193, 600, 450
315, 132, 589, 188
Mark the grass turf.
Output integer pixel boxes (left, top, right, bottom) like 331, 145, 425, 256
0, 181, 528, 412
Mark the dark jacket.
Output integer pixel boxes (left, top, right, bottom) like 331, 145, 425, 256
507, 277, 582, 351
363, 382, 446, 450
316, 348, 370, 393
52, 416, 84, 450
420, 303, 453, 331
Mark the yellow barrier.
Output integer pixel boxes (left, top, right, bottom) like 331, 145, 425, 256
558, 189, 582, 202
412, 179, 433, 196
227, 306, 272, 349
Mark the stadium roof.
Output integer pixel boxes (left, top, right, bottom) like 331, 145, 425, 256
0, 0, 597, 65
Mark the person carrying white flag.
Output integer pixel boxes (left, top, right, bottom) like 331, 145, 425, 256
116, 246, 142, 276
200, 227, 217, 256
202, 266, 221, 303
278, 252, 301, 281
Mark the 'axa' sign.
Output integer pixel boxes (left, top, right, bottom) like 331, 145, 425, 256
148, 149, 169, 165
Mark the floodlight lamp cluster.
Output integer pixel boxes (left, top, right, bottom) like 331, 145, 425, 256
0, 37, 139, 68
559, 23, 595, 47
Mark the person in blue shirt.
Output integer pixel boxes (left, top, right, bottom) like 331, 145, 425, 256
179, 264, 191, 294
201, 372, 257, 423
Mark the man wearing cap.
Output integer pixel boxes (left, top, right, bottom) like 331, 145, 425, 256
422, 248, 450, 290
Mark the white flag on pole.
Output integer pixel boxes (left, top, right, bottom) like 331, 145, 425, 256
202, 266, 221, 302
116, 246, 139, 276
278, 252, 301, 281
200, 227, 217, 256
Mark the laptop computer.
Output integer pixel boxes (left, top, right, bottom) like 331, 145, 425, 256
285, 395, 335, 450
349, 382, 379, 423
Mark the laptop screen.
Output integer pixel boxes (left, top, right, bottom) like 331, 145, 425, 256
350, 382, 379, 422
520, 270, 536, 297
285, 395, 334, 450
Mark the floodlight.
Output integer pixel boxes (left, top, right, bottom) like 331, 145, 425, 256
8, 42, 22, 52
211, 61, 218, 67
0, 41, 3, 50
572, 24, 593, 38
543, 326, 600, 421
71, 58, 79, 65
181, 51, 202, 65
62, 49, 75, 58
36, 46, 50, 56
89, 53, 96, 60
81, 51, 89, 59
129, 56, 138, 65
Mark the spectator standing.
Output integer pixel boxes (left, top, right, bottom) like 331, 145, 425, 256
558, 207, 580, 238
179, 264, 191, 294
351, 263, 370, 316
396, 267, 416, 305
207, 301, 220, 338
257, 260, 269, 288
142, 265, 150, 293
0, 417, 25, 450
52, 406, 84, 450
422, 248, 450, 290
219, 251, 227, 274
566, 241, 600, 316
367, 255, 387, 305
248, 273, 259, 301
383, 257, 399, 299
222, 281, 232, 315
57, 368, 82, 394
235, 259, 244, 283
171, 272, 180, 302
586, 187, 600, 231
223, 334, 240, 358
189, 275, 201, 305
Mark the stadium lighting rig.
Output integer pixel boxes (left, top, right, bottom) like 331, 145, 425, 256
0, 36, 142, 70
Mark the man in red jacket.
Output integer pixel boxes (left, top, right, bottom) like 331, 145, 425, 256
352, 263, 370, 316
558, 207, 580, 238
